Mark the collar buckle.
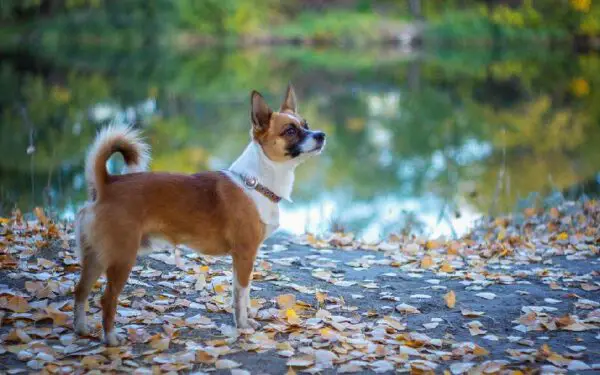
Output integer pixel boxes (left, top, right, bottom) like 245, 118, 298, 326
243, 175, 258, 189
226, 171, 282, 204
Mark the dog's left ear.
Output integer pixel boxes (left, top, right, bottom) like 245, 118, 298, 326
251, 90, 272, 131
280, 83, 297, 113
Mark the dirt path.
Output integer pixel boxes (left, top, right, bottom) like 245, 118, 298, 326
1, 204, 599, 374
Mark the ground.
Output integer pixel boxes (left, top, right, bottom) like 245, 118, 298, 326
0, 202, 599, 374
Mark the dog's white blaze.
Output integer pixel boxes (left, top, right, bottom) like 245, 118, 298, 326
280, 112, 302, 123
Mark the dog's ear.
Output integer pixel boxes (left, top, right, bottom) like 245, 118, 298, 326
251, 90, 272, 130
280, 83, 297, 113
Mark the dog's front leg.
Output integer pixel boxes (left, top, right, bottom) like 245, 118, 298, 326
232, 252, 260, 330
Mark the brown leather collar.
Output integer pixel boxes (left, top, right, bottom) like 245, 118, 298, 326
226, 171, 282, 203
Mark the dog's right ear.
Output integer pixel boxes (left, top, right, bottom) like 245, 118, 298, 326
251, 91, 272, 131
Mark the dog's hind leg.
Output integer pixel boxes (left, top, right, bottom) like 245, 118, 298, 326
101, 254, 136, 346
73, 231, 104, 336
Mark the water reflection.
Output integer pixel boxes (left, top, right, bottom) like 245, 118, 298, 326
1, 45, 599, 240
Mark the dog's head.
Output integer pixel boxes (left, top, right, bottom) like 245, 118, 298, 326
250, 84, 326, 164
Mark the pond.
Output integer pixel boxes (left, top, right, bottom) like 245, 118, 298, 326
1, 44, 599, 241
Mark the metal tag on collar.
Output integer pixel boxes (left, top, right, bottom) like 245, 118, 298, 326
243, 175, 258, 189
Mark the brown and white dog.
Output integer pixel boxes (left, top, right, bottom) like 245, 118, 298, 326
73, 85, 325, 346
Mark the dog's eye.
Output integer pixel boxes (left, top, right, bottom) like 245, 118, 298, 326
284, 127, 297, 136
303, 122, 309, 129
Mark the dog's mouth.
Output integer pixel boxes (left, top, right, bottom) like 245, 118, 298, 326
287, 133, 326, 159
308, 139, 326, 154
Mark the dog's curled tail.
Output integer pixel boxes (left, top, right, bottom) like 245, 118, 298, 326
85, 124, 150, 201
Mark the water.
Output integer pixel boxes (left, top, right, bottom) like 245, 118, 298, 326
1, 44, 599, 241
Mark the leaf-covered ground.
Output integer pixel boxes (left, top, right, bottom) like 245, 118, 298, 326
1, 202, 599, 374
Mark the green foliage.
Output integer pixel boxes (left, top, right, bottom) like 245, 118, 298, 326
422, 0, 600, 44
272, 10, 399, 45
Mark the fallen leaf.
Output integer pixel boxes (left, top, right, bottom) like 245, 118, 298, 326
421, 255, 433, 269
286, 308, 301, 325
287, 356, 314, 367
215, 359, 241, 369
461, 309, 485, 317
440, 262, 455, 273
444, 290, 456, 309
3, 296, 31, 312
149, 334, 170, 351
383, 316, 405, 331
396, 303, 421, 314
450, 362, 474, 374
581, 283, 599, 291
476, 292, 496, 300
277, 294, 296, 309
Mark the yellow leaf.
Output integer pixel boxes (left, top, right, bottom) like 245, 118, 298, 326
425, 240, 440, 250
440, 262, 454, 273
447, 242, 460, 255
214, 284, 227, 294
320, 328, 337, 340
277, 294, 296, 309
286, 308, 300, 325
0, 217, 9, 225
497, 229, 506, 241
557, 232, 568, 241
315, 291, 326, 304
473, 345, 489, 356
199, 265, 209, 273
420, 255, 433, 269
444, 290, 456, 309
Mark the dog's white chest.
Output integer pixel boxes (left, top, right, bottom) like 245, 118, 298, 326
223, 171, 280, 239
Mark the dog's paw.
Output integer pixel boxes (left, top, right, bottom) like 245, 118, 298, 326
248, 318, 261, 330
237, 318, 260, 333
103, 330, 122, 347
74, 323, 90, 336
73, 316, 90, 336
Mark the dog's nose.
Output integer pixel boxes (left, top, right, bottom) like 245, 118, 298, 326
313, 132, 326, 143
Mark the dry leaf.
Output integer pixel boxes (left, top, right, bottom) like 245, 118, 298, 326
444, 290, 456, 309
475, 292, 496, 300
286, 308, 301, 325
421, 255, 433, 269
277, 294, 296, 309
287, 356, 314, 367
3, 296, 31, 312
440, 262, 454, 273
215, 359, 241, 369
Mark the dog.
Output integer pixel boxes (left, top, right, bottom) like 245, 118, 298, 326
73, 85, 325, 346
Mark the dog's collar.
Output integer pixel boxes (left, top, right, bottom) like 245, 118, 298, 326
227, 171, 282, 204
